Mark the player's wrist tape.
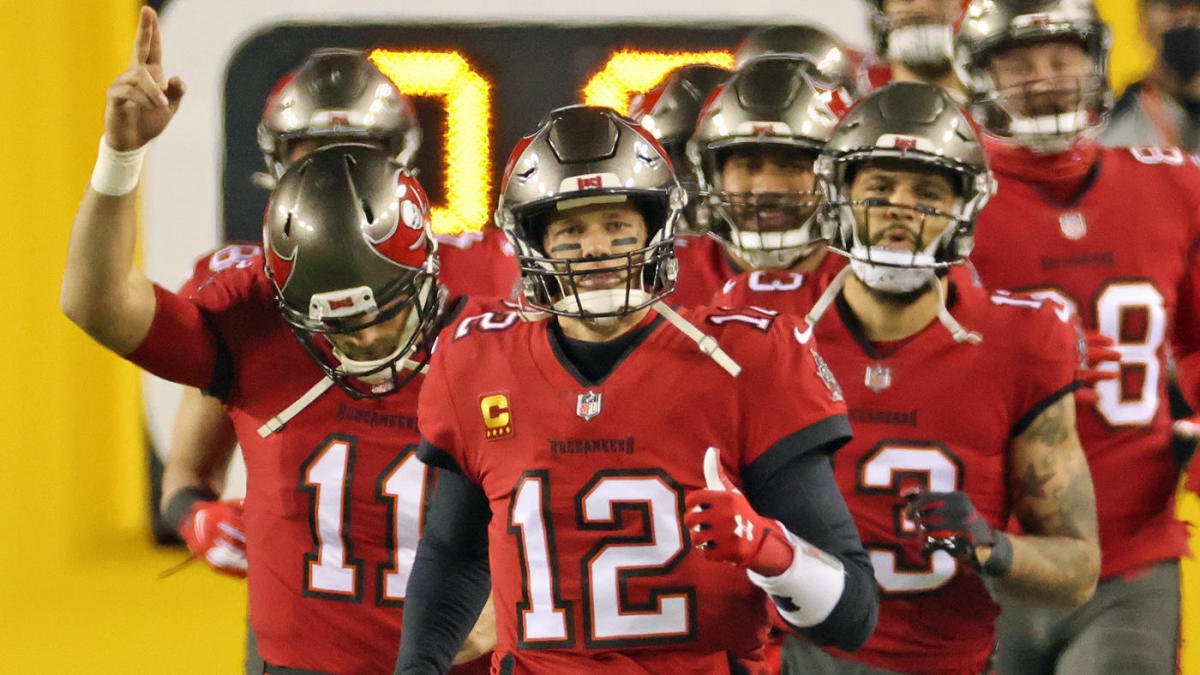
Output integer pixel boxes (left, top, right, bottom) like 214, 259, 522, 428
980, 531, 1013, 578
746, 526, 845, 628
162, 485, 219, 533
90, 136, 147, 196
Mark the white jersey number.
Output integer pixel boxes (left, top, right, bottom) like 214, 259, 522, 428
301, 437, 431, 603
1019, 282, 1166, 427
509, 469, 693, 648
857, 443, 963, 594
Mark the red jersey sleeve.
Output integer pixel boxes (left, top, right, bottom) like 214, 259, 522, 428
1011, 299, 1083, 436
125, 243, 267, 397
416, 338, 473, 478
719, 310, 851, 477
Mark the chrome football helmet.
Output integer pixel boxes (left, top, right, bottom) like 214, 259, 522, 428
263, 144, 439, 397
733, 24, 868, 95
688, 55, 851, 269
816, 82, 995, 294
257, 49, 421, 185
627, 64, 730, 230
495, 105, 685, 320
955, 0, 1111, 151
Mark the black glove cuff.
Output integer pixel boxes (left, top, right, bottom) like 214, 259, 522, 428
980, 531, 1013, 578
162, 485, 219, 533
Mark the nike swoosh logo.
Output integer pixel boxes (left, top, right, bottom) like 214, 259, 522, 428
794, 324, 813, 345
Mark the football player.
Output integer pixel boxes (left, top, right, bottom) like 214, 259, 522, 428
61, 9, 499, 673
956, 0, 1200, 671
627, 63, 732, 304
778, 81, 1099, 675
861, 0, 969, 98
690, 55, 851, 314
394, 105, 878, 674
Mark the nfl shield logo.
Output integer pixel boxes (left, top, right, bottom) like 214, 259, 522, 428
577, 391, 602, 421
865, 363, 892, 393
1059, 211, 1087, 240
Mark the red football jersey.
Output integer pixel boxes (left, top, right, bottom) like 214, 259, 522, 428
972, 142, 1200, 579
813, 281, 1079, 674
129, 243, 509, 674
437, 227, 521, 300
670, 234, 741, 308
710, 253, 845, 316
418, 306, 849, 674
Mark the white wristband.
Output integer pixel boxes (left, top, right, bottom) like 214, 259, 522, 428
746, 525, 846, 628
90, 136, 147, 196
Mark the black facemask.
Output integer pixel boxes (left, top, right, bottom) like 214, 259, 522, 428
1162, 25, 1200, 82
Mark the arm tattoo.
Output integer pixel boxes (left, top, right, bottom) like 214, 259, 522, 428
1010, 396, 1096, 541
1000, 394, 1099, 606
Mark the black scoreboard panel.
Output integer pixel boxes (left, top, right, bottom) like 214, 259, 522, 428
222, 23, 748, 241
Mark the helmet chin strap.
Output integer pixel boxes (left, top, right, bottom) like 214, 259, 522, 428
552, 287, 654, 322
259, 280, 438, 437
653, 301, 742, 377
330, 278, 438, 382
848, 245, 939, 294
805, 262, 980, 344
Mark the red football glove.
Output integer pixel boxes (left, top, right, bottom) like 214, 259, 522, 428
684, 447, 795, 576
1075, 329, 1120, 406
178, 499, 248, 578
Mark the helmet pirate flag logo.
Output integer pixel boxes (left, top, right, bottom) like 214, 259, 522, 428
576, 390, 603, 421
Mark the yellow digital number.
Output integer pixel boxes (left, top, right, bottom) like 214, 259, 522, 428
582, 50, 734, 113
369, 50, 493, 234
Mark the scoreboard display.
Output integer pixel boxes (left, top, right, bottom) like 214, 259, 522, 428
221, 24, 744, 240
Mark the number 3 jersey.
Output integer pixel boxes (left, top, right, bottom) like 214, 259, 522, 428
812, 281, 1080, 675
126, 244, 506, 675
417, 306, 851, 674
971, 142, 1200, 579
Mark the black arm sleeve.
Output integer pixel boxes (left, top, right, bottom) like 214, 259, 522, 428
394, 458, 493, 675
744, 447, 879, 652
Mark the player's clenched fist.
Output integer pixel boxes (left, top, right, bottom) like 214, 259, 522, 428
684, 447, 795, 576
178, 498, 248, 578
104, 6, 186, 151
904, 490, 1012, 577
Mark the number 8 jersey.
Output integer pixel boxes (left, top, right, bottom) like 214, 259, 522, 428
971, 142, 1200, 580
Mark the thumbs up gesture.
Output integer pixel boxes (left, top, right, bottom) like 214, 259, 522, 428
684, 447, 795, 576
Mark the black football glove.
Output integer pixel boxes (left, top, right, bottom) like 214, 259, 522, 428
904, 490, 1012, 576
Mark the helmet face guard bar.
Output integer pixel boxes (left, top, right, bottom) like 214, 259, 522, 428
280, 264, 440, 399
708, 189, 826, 251
514, 238, 677, 319
828, 198, 969, 268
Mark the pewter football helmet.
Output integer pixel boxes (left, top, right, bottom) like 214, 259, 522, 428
628, 64, 730, 229
816, 82, 995, 292
257, 49, 421, 182
263, 144, 439, 397
955, 0, 1111, 150
734, 24, 867, 94
495, 105, 684, 319
688, 56, 851, 268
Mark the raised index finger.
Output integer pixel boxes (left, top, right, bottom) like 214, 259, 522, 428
130, 6, 156, 67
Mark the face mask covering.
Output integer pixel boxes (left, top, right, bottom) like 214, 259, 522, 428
1162, 25, 1200, 82
887, 24, 954, 67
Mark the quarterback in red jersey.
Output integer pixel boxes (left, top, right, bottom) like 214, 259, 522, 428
61, 14, 498, 670
395, 106, 878, 674
956, 0, 1200, 672
689, 55, 851, 314
781, 82, 1099, 675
